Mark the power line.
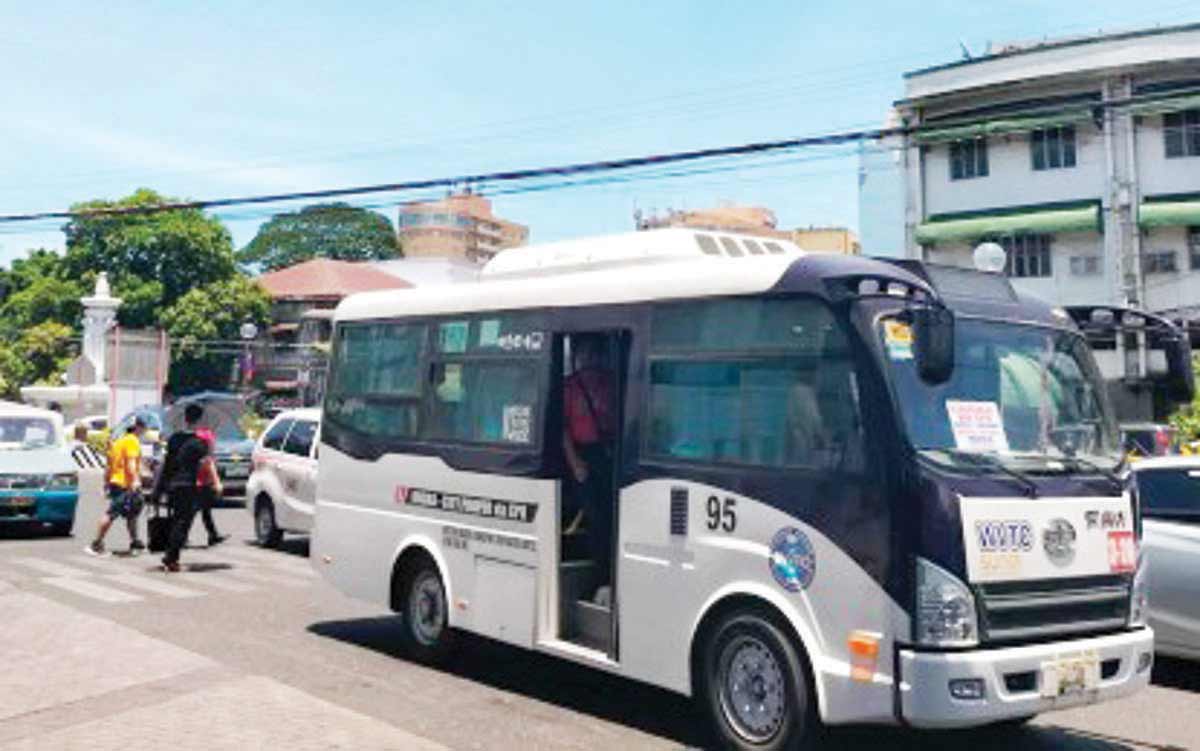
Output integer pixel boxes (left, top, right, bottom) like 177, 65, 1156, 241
0, 84, 1193, 230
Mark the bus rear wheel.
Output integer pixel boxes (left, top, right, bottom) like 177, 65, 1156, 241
398, 560, 454, 664
701, 611, 817, 751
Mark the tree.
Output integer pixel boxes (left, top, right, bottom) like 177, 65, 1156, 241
1170, 355, 1200, 443
159, 276, 271, 391
0, 321, 76, 398
0, 250, 83, 338
62, 188, 237, 327
237, 202, 400, 271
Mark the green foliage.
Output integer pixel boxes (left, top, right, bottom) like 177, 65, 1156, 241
0, 321, 76, 399
1169, 355, 1200, 442
62, 188, 237, 327
160, 276, 271, 391
0, 250, 83, 338
237, 202, 400, 271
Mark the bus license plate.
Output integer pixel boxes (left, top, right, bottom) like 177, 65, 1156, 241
1041, 653, 1099, 698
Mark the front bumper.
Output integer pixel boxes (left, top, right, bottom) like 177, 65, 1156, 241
899, 628, 1153, 728
0, 490, 78, 524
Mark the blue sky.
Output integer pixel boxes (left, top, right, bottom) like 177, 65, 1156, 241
1, 0, 1197, 265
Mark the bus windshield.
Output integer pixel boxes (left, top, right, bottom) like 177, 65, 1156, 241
879, 316, 1121, 470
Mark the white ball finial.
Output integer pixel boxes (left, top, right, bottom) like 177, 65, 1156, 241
973, 242, 1008, 274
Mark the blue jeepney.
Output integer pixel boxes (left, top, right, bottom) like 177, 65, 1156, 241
0, 403, 79, 535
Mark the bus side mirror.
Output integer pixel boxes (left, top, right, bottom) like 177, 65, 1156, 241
1164, 335, 1195, 403
913, 307, 955, 385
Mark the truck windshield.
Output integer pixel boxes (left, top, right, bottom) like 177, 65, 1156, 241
879, 316, 1121, 471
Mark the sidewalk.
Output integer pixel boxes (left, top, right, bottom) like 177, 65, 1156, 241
0, 590, 450, 751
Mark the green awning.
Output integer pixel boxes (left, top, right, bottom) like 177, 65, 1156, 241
914, 109, 1093, 145
1139, 200, 1200, 229
916, 205, 1100, 245
1127, 93, 1200, 117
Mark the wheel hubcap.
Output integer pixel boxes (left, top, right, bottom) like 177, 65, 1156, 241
409, 572, 445, 646
256, 508, 271, 539
719, 635, 787, 743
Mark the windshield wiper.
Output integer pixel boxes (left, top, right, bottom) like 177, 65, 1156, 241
935, 449, 1040, 498
1060, 454, 1125, 492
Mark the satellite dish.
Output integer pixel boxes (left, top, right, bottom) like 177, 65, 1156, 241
973, 242, 1007, 274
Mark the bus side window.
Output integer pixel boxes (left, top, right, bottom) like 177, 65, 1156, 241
647, 297, 864, 472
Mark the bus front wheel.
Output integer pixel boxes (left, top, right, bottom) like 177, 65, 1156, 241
398, 560, 455, 664
701, 611, 817, 751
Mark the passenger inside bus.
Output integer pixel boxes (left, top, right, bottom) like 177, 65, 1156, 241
562, 334, 616, 590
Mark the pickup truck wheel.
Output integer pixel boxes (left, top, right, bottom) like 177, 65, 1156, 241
254, 499, 282, 548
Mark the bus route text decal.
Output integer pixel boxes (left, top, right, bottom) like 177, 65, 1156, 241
395, 486, 539, 524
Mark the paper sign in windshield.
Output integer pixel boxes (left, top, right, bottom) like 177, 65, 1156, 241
883, 320, 913, 360
946, 400, 1010, 453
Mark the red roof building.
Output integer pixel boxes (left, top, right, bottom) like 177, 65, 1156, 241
256, 257, 411, 302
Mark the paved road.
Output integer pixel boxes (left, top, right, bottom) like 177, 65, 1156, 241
1, 472, 1198, 750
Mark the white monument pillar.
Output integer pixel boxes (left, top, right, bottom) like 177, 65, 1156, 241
80, 273, 121, 383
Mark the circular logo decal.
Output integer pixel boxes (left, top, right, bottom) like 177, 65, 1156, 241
1042, 518, 1077, 567
769, 527, 816, 592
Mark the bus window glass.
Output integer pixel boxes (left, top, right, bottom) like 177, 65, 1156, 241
428, 360, 540, 445
326, 323, 426, 438
648, 298, 863, 469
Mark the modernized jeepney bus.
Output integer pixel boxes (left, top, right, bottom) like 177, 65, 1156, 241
313, 228, 1180, 750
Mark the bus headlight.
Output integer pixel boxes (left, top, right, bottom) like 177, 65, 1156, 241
46, 473, 78, 490
1129, 556, 1148, 628
916, 557, 978, 648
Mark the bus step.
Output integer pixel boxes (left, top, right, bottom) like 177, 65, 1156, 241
574, 599, 611, 651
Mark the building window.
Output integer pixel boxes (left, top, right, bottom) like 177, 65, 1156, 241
1001, 235, 1053, 278
1190, 227, 1200, 270
1031, 126, 1077, 170
950, 138, 988, 180
1164, 110, 1200, 158
1144, 250, 1178, 275
1069, 255, 1101, 276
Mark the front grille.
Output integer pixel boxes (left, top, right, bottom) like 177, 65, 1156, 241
0, 474, 43, 490
977, 574, 1130, 645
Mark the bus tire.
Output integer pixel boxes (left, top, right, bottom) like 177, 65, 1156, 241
701, 610, 817, 751
50, 521, 73, 537
254, 497, 282, 548
398, 559, 455, 664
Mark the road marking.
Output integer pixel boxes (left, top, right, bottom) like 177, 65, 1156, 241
42, 576, 143, 603
102, 573, 204, 598
12, 557, 93, 578
178, 573, 256, 593
208, 546, 277, 564
221, 568, 310, 588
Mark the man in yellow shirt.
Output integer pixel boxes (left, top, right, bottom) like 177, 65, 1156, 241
86, 418, 147, 556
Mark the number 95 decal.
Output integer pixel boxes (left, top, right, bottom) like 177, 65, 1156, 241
706, 495, 737, 532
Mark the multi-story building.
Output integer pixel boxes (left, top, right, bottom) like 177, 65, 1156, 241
635, 205, 860, 254
397, 190, 529, 263
635, 205, 790, 238
891, 23, 1200, 315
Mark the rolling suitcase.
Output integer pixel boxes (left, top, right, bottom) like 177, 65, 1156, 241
148, 502, 172, 553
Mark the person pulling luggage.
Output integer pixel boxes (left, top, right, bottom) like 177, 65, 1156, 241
152, 404, 219, 572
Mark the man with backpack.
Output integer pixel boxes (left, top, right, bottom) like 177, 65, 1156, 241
152, 403, 220, 572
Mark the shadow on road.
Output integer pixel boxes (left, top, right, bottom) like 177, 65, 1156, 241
1152, 656, 1200, 693
309, 616, 1149, 751
0, 523, 67, 540
309, 616, 710, 748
